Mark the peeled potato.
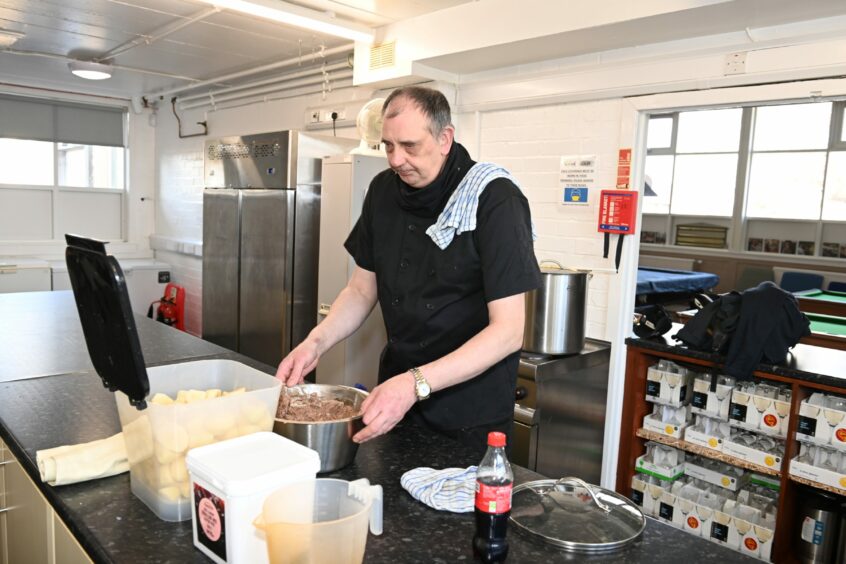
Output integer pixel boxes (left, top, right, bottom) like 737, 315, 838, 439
188, 429, 215, 449
171, 459, 189, 483
208, 413, 236, 437
155, 424, 189, 453
205, 389, 222, 399
238, 423, 262, 437
151, 393, 174, 405
242, 402, 268, 424
175, 390, 190, 404
179, 482, 191, 499
159, 486, 180, 502
186, 389, 206, 403
223, 387, 246, 397
155, 443, 179, 465
156, 462, 175, 487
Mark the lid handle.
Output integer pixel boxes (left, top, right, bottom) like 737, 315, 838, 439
554, 477, 611, 513
539, 259, 563, 270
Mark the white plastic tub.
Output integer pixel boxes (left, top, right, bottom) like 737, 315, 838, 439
186, 432, 320, 564
116, 359, 282, 521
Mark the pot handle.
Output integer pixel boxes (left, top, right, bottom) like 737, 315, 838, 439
539, 259, 563, 270
539, 260, 594, 280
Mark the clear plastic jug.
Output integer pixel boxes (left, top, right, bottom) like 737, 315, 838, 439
254, 478, 383, 564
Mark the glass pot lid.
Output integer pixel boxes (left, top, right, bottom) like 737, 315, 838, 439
509, 477, 645, 553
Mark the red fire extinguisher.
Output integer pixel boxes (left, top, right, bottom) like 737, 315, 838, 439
148, 283, 186, 331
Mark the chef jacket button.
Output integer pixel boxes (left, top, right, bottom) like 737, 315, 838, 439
400, 259, 409, 269
389, 337, 396, 344
425, 303, 434, 310
428, 269, 436, 277
391, 297, 400, 306
408, 224, 416, 232
419, 340, 427, 348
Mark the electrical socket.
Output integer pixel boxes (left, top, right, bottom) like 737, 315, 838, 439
308, 110, 320, 123
724, 52, 747, 76
321, 109, 346, 122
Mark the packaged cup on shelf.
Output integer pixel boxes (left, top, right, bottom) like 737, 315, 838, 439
691, 372, 733, 420
789, 442, 846, 490
824, 395, 846, 450
643, 403, 691, 439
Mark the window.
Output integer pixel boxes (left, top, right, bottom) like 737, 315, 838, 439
642, 100, 846, 257
58, 143, 125, 189
0, 95, 126, 242
644, 108, 742, 217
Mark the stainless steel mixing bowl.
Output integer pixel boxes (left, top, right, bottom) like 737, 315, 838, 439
273, 383, 367, 473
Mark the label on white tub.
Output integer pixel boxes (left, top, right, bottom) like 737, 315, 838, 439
195, 483, 227, 560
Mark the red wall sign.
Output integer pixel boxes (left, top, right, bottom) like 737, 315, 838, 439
598, 189, 638, 234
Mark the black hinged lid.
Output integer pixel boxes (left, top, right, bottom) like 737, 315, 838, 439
65, 234, 149, 409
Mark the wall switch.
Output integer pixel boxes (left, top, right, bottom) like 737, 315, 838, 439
724, 52, 746, 75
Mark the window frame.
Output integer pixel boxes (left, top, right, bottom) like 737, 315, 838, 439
643, 99, 846, 255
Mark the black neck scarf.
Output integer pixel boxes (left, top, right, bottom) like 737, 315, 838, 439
394, 142, 473, 218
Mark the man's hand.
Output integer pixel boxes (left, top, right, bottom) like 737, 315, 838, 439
353, 372, 417, 443
275, 340, 319, 386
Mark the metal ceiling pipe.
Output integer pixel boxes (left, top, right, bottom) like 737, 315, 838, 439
99, 6, 222, 61
178, 60, 349, 102
150, 44, 353, 98
178, 69, 353, 108
179, 78, 356, 111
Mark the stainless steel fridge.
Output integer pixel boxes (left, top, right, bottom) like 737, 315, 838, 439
202, 131, 356, 367
316, 154, 388, 391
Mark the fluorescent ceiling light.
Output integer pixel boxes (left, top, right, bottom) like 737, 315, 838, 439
201, 0, 374, 43
0, 29, 25, 48
68, 60, 113, 80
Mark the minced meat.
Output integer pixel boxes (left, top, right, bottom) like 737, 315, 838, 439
277, 391, 360, 421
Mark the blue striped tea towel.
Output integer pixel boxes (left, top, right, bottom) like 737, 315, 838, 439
400, 466, 478, 513
426, 162, 536, 250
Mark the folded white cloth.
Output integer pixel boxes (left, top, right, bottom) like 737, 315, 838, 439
400, 466, 477, 513
36, 433, 129, 486
425, 162, 536, 250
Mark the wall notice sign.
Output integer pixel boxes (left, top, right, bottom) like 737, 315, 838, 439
616, 148, 632, 189
563, 187, 588, 204
559, 155, 596, 205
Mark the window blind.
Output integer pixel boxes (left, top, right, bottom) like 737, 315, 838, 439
0, 94, 125, 147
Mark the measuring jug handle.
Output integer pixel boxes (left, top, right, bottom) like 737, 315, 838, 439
349, 478, 383, 536
369, 484, 383, 536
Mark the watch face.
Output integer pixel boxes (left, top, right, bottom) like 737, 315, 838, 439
417, 381, 431, 399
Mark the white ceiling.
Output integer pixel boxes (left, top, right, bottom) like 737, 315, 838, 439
0, 0, 470, 99
1, 0, 846, 102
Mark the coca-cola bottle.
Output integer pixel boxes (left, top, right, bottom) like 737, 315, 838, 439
473, 431, 513, 563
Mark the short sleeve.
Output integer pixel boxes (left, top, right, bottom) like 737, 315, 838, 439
474, 179, 542, 302
343, 181, 376, 272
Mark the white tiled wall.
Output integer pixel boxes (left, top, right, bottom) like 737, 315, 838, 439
459, 99, 625, 340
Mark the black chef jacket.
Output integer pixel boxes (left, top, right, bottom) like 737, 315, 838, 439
344, 142, 541, 431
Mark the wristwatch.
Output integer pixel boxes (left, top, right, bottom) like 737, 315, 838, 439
410, 367, 431, 401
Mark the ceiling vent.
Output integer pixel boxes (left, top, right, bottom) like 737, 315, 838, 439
369, 41, 396, 71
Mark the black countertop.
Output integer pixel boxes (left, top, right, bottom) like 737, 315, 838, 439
0, 292, 755, 563
0, 291, 230, 382
627, 323, 846, 389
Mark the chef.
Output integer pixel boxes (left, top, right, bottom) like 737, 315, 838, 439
277, 86, 541, 454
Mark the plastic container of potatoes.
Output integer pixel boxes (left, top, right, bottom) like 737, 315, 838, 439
116, 358, 282, 522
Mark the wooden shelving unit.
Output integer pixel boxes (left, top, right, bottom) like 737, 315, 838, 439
618, 341, 846, 564
635, 427, 781, 477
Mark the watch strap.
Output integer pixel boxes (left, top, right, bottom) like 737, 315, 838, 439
410, 366, 430, 400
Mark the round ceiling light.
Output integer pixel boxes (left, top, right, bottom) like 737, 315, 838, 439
68, 60, 113, 80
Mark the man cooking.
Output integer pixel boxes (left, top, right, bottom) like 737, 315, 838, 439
276, 86, 541, 455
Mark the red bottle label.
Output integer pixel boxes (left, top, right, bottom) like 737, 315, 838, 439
475, 481, 512, 514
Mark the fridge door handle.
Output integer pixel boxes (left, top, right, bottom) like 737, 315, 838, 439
318, 303, 332, 317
